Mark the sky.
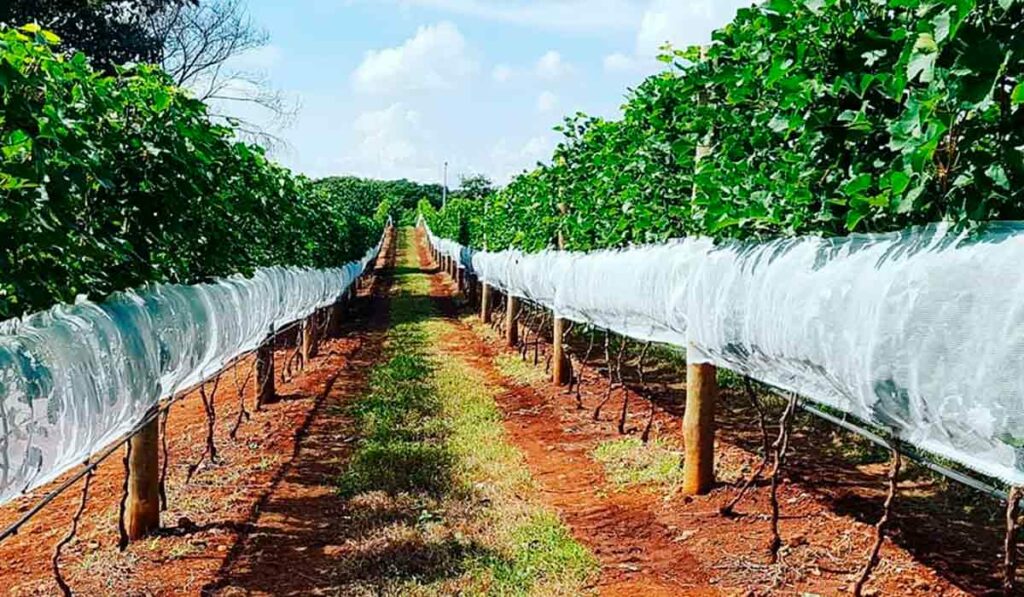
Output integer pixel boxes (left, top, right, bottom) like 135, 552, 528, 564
229, 0, 754, 186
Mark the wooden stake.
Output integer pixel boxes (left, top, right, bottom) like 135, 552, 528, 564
552, 210, 569, 386
301, 316, 315, 364
682, 358, 717, 495
481, 282, 492, 323
505, 295, 520, 347
1006, 486, 1022, 596
257, 330, 276, 406
328, 300, 345, 338
552, 315, 569, 386
126, 415, 160, 540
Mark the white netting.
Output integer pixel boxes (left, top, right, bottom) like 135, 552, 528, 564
0, 240, 382, 506
423, 220, 1024, 486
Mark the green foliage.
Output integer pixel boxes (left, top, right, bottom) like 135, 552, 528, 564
453, 173, 493, 202
0, 26, 380, 319
0, 0, 184, 72
316, 176, 442, 230
429, 0, 1024, 251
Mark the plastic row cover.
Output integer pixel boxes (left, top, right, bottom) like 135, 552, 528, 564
0, 241, 382, 506
424, 221, 1024, 486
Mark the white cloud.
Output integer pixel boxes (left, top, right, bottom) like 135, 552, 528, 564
392, 0, 643, 34
490, 135, 553, 183
535, 50, 573, 81
491, 63, 513, 83
603, 52, 636, 73
536, 90, 558, 113
352, 22, 478, 94
636, 0, 750, 58
339, 103, 437, 180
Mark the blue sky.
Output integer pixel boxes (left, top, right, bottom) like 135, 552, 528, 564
230, 0, 753, 186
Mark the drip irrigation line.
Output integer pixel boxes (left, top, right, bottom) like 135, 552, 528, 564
798, 400, 1011, 501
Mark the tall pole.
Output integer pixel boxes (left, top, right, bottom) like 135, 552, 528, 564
552, 215, 570, 386
442, 161, 448, 209
681, 45, 717, 496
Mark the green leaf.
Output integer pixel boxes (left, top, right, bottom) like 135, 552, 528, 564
986, 164, 1010, 190
842, 174, 873, 196
932, 11, 952, 43
1011, 83, 1024, 104
153, 89, 171, 111
766, 0, 798, 14
845, 209, 866, 231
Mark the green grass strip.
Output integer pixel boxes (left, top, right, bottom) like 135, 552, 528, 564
335, 228, 597, 596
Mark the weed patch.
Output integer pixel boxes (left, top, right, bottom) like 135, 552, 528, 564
593, 437, 686, 493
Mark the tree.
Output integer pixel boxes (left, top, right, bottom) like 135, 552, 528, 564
146, 0, 297, 149
457, 174, 494, 201
0, 0, 190, 72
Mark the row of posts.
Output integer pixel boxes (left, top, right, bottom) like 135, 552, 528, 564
427, 235, 717, 496
124, 247, 382, 543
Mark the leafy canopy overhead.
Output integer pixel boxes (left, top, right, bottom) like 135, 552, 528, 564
0, 25, 380, 319
426, 0, 1024, 253
0, 0, 192, 71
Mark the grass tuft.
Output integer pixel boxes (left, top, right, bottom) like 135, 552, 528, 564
593, 437, 686, 492
493, 352, 550, 386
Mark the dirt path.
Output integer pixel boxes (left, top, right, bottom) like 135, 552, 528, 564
413, 230, 713, 596
204, 236, 395, 595
411, 227, 974, 597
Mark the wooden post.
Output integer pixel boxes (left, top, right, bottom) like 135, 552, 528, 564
681, 46, 716, 496
505, 295, 519, 347
126, 415, 160, 540
257, 329, 276, 406
301, 316, 315, 363
552, 224, 569, 386
480, 282, 492, 323
552, 316, 570, 385
683, 358, 717, 495
328, 300, 345, 338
